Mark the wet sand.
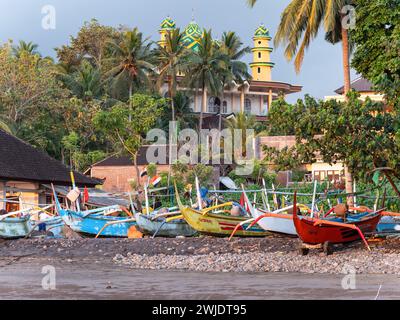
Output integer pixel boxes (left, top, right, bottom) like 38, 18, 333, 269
1, 258, 400, 300
1, 238, 400, 299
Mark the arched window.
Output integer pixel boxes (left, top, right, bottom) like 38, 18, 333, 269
245, 98, 252, 113
189, 97, 194, 112
222, 101, 228, 114
258, 67, 261, 74
208, 96, 221, 113
258, 52, 262, 59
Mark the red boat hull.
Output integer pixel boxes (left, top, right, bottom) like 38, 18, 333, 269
294, 214, 381, 245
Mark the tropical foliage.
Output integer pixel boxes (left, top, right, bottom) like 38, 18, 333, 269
93, 94, 167, 185
351, 0, 400, 109
264, 92, 399, 181
1, 1, 399, 194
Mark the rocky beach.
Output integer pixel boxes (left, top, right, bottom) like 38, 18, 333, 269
2, 236, 400, 275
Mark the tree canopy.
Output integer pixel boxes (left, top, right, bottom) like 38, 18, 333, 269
264, 92, 399, 181
351, 0, 400, 108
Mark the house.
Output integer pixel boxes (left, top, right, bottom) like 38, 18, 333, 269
324, 77, 385, 103
87, 146, 171, 193
0, 130, 101, 211
258, 136, 344, 186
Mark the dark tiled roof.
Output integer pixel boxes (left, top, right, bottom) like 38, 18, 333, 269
0, 130, 101, 186
335, 77, 374, 94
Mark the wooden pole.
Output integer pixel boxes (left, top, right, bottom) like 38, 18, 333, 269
311, 180, 318, 218
383, 170, 400, 199
2, 181, 6, 211
144, 177, 150, 215
195, 176, 203, 210
70, 171, 81, 212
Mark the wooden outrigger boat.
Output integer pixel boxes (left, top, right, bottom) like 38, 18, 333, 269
133, 180, 197, 238
292, 192, 382, 253
57, 205, 136, 238
0, 216, 31, 239
229, 188, 307, 238
134, 211, 197, 238
53, 189, 136, 238
0, 204, 64, 239
174, 185, 269, 237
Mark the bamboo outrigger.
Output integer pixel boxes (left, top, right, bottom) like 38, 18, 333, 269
292, 192, 382, 253
174, 185, 270, 237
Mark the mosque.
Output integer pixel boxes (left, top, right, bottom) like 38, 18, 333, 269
158, 16, 302, 118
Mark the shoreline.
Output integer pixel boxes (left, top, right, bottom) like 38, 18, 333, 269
2, 237, 400, 275
1, 258, 399, 299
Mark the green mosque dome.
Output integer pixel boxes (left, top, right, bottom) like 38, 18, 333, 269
254, 24, 271, 39
182, 20, 203, 51
160, 16, 176, 30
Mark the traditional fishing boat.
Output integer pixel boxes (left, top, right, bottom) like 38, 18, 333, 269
232, 188, 303, 237
30, 216, 65, 238
57, 206, 136, 237
0, 215, 31, 239
134, 211, 197, 238
351, 206, 400, 234
175, 186, 269, 237
0, 204, 65, 239
292, 192, 382, 253
53, 189, 136, 238
0, 215, 64, 239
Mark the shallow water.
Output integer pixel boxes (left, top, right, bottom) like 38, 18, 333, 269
0, 259, 399, 300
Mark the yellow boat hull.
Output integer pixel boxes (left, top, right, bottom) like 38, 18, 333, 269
180, 206, 269, 237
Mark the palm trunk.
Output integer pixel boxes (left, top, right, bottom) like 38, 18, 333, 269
168, 78, 175, 191
341, 26, 353, 206
134, 153, 141, 188
342, 27, 351, 96
128, 83, 133, 122
169, 78, 176, 122
200, 85, 207, 131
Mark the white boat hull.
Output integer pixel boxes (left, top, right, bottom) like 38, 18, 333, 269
252, 209, 297, 236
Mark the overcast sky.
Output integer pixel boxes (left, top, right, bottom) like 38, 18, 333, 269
0, 0, 358, 102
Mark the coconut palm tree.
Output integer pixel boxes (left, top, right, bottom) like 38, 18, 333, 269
219, 32, 252, 130
155, 28, 188, 123
247, 0, 354, 204
182, 29, 228, 131
247, 0, 352, 94
57, 60, 103, 101
12, 41, 40, 58
220, 32, 252, 85
105, 28, 154, 104
224, 112, 256, 172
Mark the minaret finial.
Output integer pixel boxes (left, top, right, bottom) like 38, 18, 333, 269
192, 8, 195, 21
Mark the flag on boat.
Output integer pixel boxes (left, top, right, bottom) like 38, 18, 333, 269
140, 167, 148, 177
83, 186, 89, 203
150, 175, 162, 187
240, 192, 251, 214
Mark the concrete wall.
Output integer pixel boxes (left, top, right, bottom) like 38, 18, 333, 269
258, 135, 346, 184
91, 165, 170, 193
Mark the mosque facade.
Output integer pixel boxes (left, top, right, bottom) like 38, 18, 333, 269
158, 16, 302, 117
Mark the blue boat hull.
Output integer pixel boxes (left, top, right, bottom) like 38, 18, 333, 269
377, 216, 400, 234
31, 217, 65, 238
0, 216, 31, 239
59, 209, 137, 237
